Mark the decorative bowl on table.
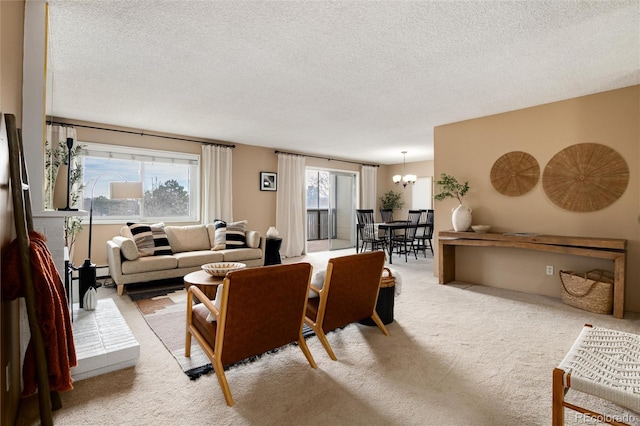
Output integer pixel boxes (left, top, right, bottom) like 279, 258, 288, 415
471, 225, 491, 234
201, 262, 246, 277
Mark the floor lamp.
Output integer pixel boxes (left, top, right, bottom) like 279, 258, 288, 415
79, 174, 143, 307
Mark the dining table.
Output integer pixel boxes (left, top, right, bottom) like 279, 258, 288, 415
356, 221, 414, 264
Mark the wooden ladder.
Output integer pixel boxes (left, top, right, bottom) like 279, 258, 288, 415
5, 113, 59, 425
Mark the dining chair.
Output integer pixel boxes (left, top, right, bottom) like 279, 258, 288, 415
378, 208, 395, 242
415, 209, 434, 257
356, 209, 386, 253
390, 210, 421, 262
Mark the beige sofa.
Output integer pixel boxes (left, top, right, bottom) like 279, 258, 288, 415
107, 223, 265, 296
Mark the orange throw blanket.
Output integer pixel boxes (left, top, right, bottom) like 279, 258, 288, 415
1, 231, 77, 396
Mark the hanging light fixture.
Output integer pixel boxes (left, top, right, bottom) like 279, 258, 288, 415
393, 151, 417, 188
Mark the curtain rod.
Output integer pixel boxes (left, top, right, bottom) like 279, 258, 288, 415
274, 150, 379, 168
46, 120, 235, 148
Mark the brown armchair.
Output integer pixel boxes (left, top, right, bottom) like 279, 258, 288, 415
305, 251, 389, 360
185, 263, 317, 406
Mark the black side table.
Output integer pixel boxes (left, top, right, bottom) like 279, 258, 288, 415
264, 237, 283, 266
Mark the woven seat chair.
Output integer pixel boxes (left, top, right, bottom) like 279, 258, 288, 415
552, 324, 640, 425
185, 263, 316, 406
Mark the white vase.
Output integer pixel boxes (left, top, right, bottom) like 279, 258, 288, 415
266, 226, 279, 238
451, 204, 472, 232
83, 287, 97, 311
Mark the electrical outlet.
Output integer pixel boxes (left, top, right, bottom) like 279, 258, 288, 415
546, 265, 554, 276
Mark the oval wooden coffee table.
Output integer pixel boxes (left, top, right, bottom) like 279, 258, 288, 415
183, 270, 224, 302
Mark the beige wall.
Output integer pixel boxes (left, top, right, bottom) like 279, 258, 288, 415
378, 159, 434, 219
57, 118, 283, 266
434, 85, 640, 313
63, 123, 435, 266
1, 1, 25, 423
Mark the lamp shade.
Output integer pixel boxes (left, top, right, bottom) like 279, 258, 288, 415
392, 175, 402, 184
404, 174, 417, 184
109, 181, 143, 199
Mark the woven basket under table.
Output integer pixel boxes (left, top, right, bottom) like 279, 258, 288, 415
559, 269, 614, 315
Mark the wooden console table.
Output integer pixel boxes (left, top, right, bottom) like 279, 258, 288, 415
438, 231, 627, 318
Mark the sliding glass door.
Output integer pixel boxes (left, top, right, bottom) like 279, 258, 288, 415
328, 172, 356, 250
306, 168, 357, 251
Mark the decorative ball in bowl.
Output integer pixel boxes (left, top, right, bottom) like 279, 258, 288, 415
471, 225, 491, 234
201, 262, 247, 277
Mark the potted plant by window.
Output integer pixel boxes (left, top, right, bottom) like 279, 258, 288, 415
433, 173, 472, 231
378, 190, 405, 214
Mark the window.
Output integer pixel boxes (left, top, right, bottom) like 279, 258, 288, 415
81, 142, 200, 223
306, 170, 329, 209
306, 169, 330, 241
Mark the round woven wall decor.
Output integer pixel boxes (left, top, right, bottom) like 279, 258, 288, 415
542, 143, 629, 212
490, 151, 540, 196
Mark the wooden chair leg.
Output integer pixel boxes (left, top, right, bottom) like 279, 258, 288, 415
297, 336, 318, 368
370, 311, 390, 336
185, 330, 192, 357
552, 368, 565, 426
314, 326, 337, 361
213, 357, 234, 406
185, 291, 193, 357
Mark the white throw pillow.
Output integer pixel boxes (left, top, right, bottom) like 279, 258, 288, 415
206, 284, 224, 322
165, 224, 210, 253
308, 269, 326, 298
245, 231, 260, 249
113, 236, 139, 261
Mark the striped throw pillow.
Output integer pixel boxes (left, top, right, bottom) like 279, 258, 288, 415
225, 220, 248, 249
127, 223, 155, 257
127, 222, 173, 256
212, 220, 226, 250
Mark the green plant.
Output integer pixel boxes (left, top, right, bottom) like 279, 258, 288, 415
433, 173, 470, 204
378, 190, 405, 212
45, 138, 85, 253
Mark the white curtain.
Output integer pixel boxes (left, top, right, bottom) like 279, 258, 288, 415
45, 124, 77, 209
276, 153, 306, 257
202, 145, 233, 223
361, 165, 377, 210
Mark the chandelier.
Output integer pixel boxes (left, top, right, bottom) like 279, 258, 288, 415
393, 151, 417, 188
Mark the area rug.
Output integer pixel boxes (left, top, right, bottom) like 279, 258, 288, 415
131, 285, 317, 380
126, 279, 185, 301
131, 287, 214, 379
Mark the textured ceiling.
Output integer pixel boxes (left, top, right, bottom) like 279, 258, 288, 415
46, 1, 639, 165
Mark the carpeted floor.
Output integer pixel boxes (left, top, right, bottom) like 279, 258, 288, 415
15, 249, 640, 425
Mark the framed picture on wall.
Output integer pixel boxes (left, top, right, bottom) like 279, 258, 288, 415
260, 172, 277, 191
